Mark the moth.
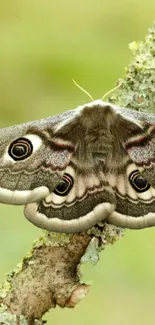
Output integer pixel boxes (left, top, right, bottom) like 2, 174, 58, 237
0, 99, 155, 233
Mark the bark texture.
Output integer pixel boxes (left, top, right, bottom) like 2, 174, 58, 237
0, 225, 122, 324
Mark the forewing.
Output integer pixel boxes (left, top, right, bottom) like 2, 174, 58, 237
0, 112, 76, 205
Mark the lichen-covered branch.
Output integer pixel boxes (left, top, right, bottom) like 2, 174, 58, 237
110, 24, 155, 110
0, 225, 122, 325
0, 22, 155, 325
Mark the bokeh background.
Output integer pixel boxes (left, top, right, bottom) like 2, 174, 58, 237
0, 1, 155, 324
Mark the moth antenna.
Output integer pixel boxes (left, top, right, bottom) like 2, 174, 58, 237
101, 80, 123, 100
72, 79, 93, 101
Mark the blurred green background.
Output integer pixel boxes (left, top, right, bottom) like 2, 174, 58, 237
0, 1, 155, 324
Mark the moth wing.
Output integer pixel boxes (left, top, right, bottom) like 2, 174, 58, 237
106, 106, 155, 229
24, 167, 116, 233
0, 115, 76, 205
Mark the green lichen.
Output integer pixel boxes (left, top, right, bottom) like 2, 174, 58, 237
0, 305, 28, 325
0, 280, 11, 299
109, 22, 155, 112
0, 261, 24, 299
80, 237, 100, 264
81, 223, 123, 265
36, 231, 71, 247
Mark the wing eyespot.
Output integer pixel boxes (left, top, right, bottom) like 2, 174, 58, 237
54, 173, 74, 196
129, 170, 150, 193
8, 137, 33, 161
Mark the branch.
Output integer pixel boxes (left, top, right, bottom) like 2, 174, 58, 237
0, 22, 155, 325
0, 225, 122, 325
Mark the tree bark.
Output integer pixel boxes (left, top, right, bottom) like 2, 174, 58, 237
0, 22, 155, 325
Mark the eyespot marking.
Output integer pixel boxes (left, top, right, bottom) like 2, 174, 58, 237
54, 173, 74, 196
4, 134, 43, 163
8, 138, 33, 161
129, 170, 150, 193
